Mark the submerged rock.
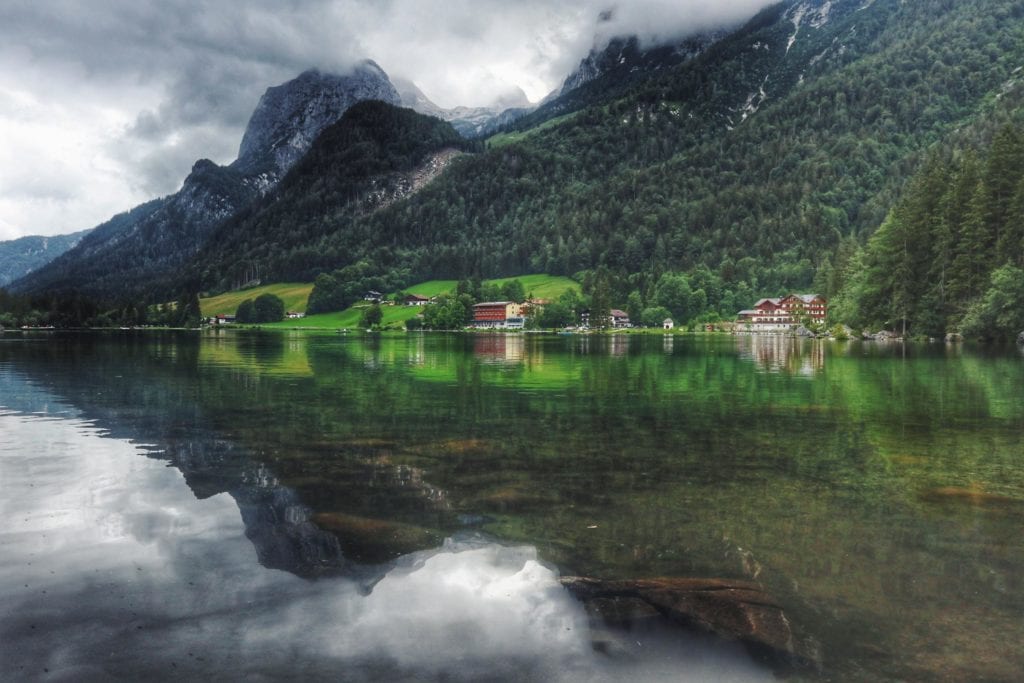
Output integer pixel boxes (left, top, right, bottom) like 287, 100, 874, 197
919, 486, 1022, 510
560, 576, 809, 665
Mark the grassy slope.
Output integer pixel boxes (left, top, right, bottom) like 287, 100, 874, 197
257, 274, 580, 329
486, 113, 578, 150
201, 283, 313, 317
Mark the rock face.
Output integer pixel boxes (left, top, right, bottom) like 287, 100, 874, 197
794, 325, 816, 338
560, 576, 808, 665
13, 64, 400, 300
236, 64, 400, 175
1017, 330, 1024, 345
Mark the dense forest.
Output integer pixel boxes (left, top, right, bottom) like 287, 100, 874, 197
196, 0, 1024, 327
829, 124, 1024, 339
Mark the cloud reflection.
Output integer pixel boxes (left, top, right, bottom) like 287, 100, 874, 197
0, 410, 771, 682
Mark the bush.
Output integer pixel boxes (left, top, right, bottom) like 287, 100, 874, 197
253, 294, 285, 323
236, 299, 256, 323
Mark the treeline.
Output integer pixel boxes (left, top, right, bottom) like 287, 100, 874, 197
0, 288, 202, 329
829, 125, 1024, 339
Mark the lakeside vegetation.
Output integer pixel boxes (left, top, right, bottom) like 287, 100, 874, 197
828, 124, 1024, 339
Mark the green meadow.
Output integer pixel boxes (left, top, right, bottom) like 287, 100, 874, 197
209, 274, 581, 329
200, 283, 314, 317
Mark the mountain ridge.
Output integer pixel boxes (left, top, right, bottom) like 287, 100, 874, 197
11, 62, 402, 300
0, 229, 92, 287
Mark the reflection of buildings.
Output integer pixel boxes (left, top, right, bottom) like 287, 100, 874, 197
609, 334, 629, 357
736, 335, 825, 375
473, 334, 525, 364
737, 294, 827, 332
407, 333, 425, 367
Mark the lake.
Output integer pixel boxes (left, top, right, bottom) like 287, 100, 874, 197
1, 331, 1022, 681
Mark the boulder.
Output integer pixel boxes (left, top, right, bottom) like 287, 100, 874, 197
794, 325, 815, 338
1017, 330, 1024, 345
874, 330, 898, 341
560, 576, 809, 665
945, 332, 963, 343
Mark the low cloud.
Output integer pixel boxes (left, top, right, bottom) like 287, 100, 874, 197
0, 0, 774, 237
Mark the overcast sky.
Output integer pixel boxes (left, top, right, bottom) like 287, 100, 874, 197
0, 0, 772, 240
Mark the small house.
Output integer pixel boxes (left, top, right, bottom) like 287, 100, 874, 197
663, 318, 674, 330
364, 290, 384, 303
404, 294, 431, 306
286, 311, 305, 319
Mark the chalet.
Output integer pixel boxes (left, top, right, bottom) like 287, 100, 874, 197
472, 301, 524, 328
737, 294, 827, 331
404, 294, 431, 306
214, 314, 236, 325
286, 311, 305, 319
581, 309, 631, 328
363, 290, 384, 303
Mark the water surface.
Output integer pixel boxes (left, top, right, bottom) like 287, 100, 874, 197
1, 331, 1022, 681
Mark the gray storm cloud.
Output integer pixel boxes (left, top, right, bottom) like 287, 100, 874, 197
0, 0, 775, 237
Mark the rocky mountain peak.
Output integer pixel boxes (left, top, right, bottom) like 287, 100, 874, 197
234, 62, 401, 175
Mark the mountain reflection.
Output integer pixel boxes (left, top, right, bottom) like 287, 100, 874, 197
0, 378, 769, 682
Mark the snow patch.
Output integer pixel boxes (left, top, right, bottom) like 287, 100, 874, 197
740, 75, 770, 122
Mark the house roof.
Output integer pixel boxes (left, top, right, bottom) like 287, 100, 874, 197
474, 301, 512, 307
754, 298, 782, 307
795, 293, 823, 303
738, 310, 758, 315
405, 293, 430, 300
610, 309, 629, 317
663, 318, 674, 323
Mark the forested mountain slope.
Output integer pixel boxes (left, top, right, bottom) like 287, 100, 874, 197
196, 101, 471, 291
211, 0, 1024, 319
0, 229, 90, 287
829, 116, 1024, 339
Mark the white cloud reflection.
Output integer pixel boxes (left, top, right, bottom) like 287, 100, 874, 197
0, 410, 771, 681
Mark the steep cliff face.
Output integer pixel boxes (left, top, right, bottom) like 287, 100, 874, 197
12, 64, 401, 300
235, 63, 401, 176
